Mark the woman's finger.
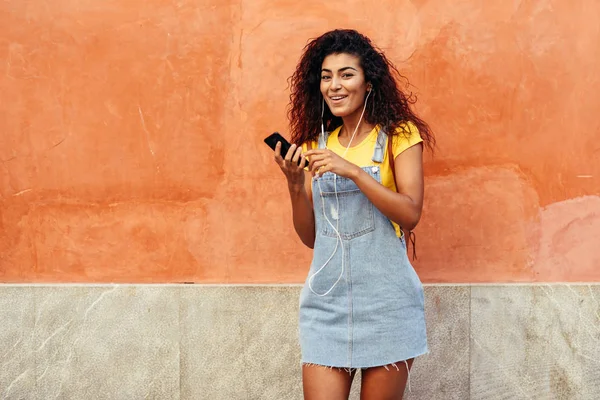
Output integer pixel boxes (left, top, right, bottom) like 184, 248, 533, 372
303, 149, 326, 158
314, 164, 329, 177
284, 144, 297, 162
274, 145, 287, 170
311, 160, 329, 174
274, 141, 282, 160
292, 145, 303, 165
308, 154, 327, 171
299, 154, 308, 169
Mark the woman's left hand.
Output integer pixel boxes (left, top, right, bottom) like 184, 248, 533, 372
304, 149, 360, 179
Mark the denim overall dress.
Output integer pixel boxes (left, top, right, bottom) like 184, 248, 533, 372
299, 129, 428, 369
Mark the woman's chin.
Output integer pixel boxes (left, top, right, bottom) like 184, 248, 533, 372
329, 108, 351, 118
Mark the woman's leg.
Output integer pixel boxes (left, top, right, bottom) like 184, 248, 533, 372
359, 359, 414, 400
302, 364, 357, 400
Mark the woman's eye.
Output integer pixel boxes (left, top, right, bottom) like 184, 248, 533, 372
342, 74, 353, 78
321, 75, 331, 81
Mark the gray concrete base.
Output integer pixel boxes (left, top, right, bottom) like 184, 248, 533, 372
0, 285, 599, 399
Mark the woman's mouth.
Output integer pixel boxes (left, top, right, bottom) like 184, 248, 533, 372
329, 95, 347, 104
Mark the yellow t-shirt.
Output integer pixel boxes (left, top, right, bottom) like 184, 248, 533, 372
302, 122, 423, 237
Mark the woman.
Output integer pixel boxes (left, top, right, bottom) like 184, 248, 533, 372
272, 29, 435, 399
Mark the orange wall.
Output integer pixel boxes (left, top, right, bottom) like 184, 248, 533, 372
1, 1, 599, 283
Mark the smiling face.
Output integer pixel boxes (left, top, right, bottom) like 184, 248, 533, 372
320, 53, 370, 120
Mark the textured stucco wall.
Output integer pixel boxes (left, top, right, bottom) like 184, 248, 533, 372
1, 3, 599, 284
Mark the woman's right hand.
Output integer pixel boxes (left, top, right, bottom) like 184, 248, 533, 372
274, 141, 315, 248
274, 142, 307, 188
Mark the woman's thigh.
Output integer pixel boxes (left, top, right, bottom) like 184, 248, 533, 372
302, 364, 357, 400
359, 359, 414, 400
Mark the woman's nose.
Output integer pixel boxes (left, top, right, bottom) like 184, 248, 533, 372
331, 76, 342, 90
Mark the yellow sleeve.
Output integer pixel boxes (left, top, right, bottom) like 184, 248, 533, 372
301, 141, 318, 171
301, 140, 319, 153
392, 121, 423, 158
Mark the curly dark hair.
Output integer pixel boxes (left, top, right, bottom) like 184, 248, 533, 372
287, 29, 435, 151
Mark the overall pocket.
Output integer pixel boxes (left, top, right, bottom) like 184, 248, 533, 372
319, 188, 375, 240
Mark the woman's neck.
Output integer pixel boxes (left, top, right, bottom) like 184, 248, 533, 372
340, 115, 374, 139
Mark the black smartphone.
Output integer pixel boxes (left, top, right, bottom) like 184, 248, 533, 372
264, 132, 305, 166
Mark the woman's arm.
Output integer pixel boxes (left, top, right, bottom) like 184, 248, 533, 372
287, 170, 316, 249
350, 143, 424, 231
305, 143, 424, 231
274, 142, 316, 248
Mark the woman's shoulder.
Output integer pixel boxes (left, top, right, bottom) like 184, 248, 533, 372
392, 121, 419, 136
390, 121, 423, 156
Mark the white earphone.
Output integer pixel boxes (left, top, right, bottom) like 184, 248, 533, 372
308, 88, 372, 297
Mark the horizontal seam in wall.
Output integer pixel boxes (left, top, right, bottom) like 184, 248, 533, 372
0, 282, 599, 287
